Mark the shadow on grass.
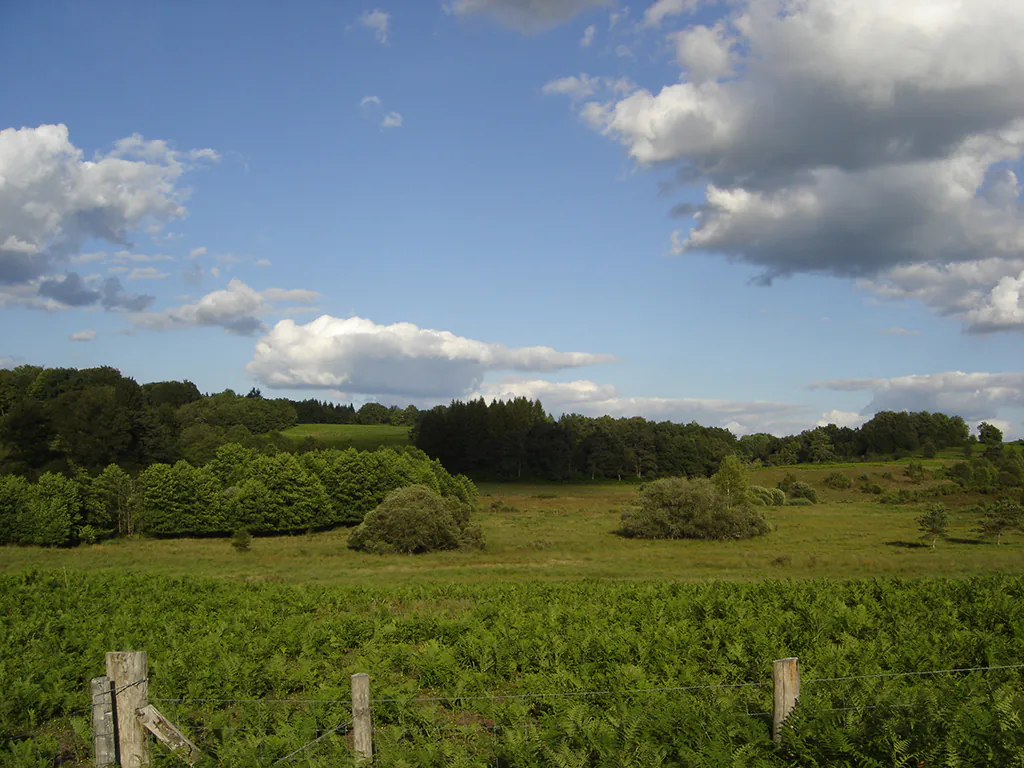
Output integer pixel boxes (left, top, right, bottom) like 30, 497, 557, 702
885, 540, 930, 549
948, 537, 985, 545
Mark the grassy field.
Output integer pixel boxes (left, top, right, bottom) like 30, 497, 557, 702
281, 423, 411, 451
1, 463, 1020, 586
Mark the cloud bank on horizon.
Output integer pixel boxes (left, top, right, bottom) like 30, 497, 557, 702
1, 0, 1023, 438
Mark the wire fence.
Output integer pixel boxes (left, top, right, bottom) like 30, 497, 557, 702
9, 660, 1024, 765
134, 661, 1024, 765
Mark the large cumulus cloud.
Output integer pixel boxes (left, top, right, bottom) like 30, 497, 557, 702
0, 123, 216, 307
549, 0, 1024, 328
246, 315, 617, 397
130, 279, 319, 336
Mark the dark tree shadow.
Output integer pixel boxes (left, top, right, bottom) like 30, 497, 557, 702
885, 540, 929, 549
948, 537, 985, 545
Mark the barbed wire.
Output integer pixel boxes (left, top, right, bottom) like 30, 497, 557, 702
270, 720, 352, 766
803, 663, 1024, 684
148, 661, 1024, 710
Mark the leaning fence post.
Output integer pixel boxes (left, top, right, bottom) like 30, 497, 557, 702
106, 651, 149, 767
351, 673, 373, 761
772, 657, 800, 743
90, 676, 117, 767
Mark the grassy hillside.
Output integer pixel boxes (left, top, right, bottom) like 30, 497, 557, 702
281, 423, 411, 451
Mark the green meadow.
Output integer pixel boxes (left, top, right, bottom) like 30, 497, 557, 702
2, 463, 1019, 586
280, 423, 411, 451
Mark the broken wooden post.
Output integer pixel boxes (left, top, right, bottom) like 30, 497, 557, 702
107, 651, 149, 767
90, 676, 117, 767
772, 657, 800, 743
137, 704, 205, 765
351, 673, 372, 761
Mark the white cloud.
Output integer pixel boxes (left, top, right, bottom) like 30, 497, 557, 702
542, 74, 600, 100
247, 315, 617, 396
262, 287, 320, 303
810, 371, 1024, 428
69, 329, 96, 342
543, 74, 636, 102
962, 271, 1024, 332
816, 410, 866, 429
0, 124, 216, 287
473, 377, 812, 435
553, 0, 1024, 327
642, 0, 698, 28
670, 23, 734, 83
381, 112, 403, 129
859, 258, 1024, 332
448, 0, 611, 33
128, 266, 170, 280
580, 24, 596, 47
188, 247, 207, 258
253, 258, 272, 267
130, 279, 318, 336
360, 95, 382, 108
359, 9, 390, 44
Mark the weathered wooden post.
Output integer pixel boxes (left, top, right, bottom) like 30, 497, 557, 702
107, 651, 149, 767
772, 657, 800, 743
90, 676, 117, 767
351, 673, 373, 761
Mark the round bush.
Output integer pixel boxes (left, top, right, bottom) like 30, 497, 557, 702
823, 471, 852, 490
787, 481, 818, 503
348, 485, 484, 555
618, 477, 771, 541
747, 485, 786, 507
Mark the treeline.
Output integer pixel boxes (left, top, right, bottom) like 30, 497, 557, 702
414, 399, 975, 481
0, 365, 421, 477
0, 445, 476, 546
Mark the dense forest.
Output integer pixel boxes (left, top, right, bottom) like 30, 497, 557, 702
0, 364, 419, 477
0, 445, 476, 546
412, 397, 979, 480
0, 364, 1016, 488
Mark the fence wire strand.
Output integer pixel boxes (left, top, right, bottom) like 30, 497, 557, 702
270, 720, 352, 766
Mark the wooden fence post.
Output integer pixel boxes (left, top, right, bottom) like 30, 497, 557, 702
107, 651, 149, 767
772, 657, 800, 743
90, 676, 117, 767
351, 673, 373, 761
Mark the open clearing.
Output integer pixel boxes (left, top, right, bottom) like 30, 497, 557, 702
280, 423, 411, 451
3, 463, 1020, 586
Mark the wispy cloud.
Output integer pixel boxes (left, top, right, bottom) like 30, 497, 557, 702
359, 9, 390, 44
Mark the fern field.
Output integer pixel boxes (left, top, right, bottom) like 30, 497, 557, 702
2, 572, 1023, 766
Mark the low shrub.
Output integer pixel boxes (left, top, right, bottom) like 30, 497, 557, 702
348, 485, 485, 555
748, 485, 786, 506
231, 528, 252, 552
823, 472, 852, 490
776, 472, 799, 495
787, 481, 818, 503
619, 477, 771, 541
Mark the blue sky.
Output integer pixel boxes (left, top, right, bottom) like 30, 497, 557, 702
2, 0, 1023, 436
